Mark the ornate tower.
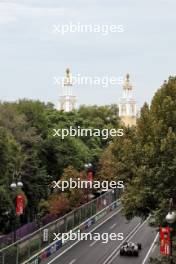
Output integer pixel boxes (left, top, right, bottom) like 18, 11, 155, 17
59, 68, 77, 112
118, 74, 137, 126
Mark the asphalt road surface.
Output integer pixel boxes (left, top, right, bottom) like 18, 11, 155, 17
43, 208, 159, 264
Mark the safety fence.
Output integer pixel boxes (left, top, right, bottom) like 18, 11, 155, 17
0, 189, 121, 264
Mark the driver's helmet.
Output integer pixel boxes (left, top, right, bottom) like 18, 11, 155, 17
129, 242, 135, 247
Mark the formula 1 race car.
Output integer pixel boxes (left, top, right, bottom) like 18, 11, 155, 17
120, 241, 142, 257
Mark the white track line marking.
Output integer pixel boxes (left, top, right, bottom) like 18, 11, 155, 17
68, 259, 76, 264
109, 223, 117, 230
142, 232, 159, 264
89, 240, 98, 247
152, 244, 157, 253
103, 216, 150, 264
47, 208, 122, 264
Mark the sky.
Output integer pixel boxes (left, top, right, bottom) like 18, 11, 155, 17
0, 0, 175, 109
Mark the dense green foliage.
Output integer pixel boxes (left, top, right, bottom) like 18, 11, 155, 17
0, 102, 120, 233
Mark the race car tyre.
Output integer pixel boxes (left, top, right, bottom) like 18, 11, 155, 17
120, 249, 124, 256
137, 243, 142, 250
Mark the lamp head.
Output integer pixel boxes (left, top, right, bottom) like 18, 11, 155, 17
10, 182, 17, 189
166, 211, 176, 224
17, 181, 23, 188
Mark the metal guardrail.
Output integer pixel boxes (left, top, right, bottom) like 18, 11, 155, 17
0, 189, 121, 264
24, 198, 121, 264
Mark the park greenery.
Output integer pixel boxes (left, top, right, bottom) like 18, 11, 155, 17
0, 76, 176, 263
0, 101, 120, 233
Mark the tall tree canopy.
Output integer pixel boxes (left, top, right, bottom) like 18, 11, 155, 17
0, 101, 120, 232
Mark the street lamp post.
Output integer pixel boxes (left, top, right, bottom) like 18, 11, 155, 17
84, 163, 93, 203
165, 198, 176, 264
10, 171, 24, 242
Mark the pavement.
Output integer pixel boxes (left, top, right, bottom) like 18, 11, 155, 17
42, 208, 159, 264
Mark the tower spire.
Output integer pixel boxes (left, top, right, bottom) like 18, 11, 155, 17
59, 68, 77, 112
124, 73, 132, 89
64, 68, 72, 86
118, 73, 137, 126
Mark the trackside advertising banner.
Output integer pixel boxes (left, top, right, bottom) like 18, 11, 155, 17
16, 194, 25, 216
160, 227, 170, 256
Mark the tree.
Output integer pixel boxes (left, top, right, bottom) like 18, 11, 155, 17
121, 76, 176, 223
48, 194, 69, 216
59, 166, 85, 209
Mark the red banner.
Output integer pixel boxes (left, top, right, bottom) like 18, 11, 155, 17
16, 194, 24, 216
160, 227, 170, 256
